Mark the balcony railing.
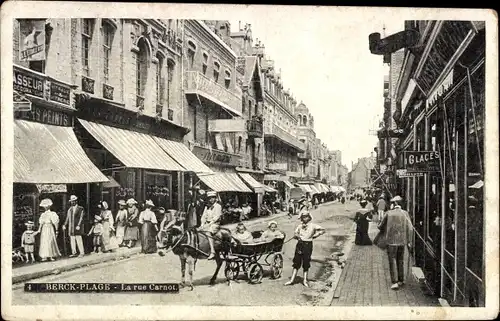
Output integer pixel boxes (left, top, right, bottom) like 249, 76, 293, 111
208, 119, 246, 132
246, 118, 263, 138
184, 71, 242, 116
264, 122, 305, 152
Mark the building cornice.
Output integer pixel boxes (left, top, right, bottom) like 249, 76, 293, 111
186, 20, 236, 64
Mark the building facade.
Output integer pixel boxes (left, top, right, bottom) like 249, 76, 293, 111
375, 20, 486, 307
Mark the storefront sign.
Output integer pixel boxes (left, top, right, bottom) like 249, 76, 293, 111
192, 146, 240, 167
403, 151, 441, 172
15, 103, 72, 126
19, 19, 46, 61
14, 66, 72, 107
14, 68, 44, 98
268, 163, 288, 171
36, 184, 67, 193
16, 103, 72, 126
76, 99, 186, 140
50, 81, 71, 105
396, 169, 424, 178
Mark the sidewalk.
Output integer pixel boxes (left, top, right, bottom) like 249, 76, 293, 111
12, 207, 298, 284
330, 222, 439, 306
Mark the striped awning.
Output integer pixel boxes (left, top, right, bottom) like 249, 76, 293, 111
282, 180, 294, 188
264, 174, 280, 181
320, 183, 330, 193
152, 137, 213, 174
198, 173, 252, 193
79, 119, 184, 172
263, 185, 278, 193
298, 184, 313, 193
14, 120, 108, 184
309, 185, 321, 194
238, 173, 265, 193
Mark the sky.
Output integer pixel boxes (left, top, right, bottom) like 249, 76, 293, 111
227, 10, 404, 171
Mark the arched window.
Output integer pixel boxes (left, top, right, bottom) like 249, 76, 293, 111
136, 38, 149, 98
167, 59, 175, 107
213, 61, 221, 82
187, 40, 196, 68
224, 69, 231, 89
202, 51, 209, 75
156, 53, 164, 105
297, 114, 302, 125
303, 115, 308, 126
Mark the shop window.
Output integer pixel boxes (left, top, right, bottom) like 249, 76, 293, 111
145, 172, 172, 211
82, 19, 94, 77
102, 21, 114, 84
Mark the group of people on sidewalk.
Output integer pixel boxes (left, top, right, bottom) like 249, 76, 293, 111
352, 193, 414, 290
19, 195, 177, 264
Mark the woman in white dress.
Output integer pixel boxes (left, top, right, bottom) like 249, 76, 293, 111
99, 201, 116, 252
36, 198, 61, 261
138, 200, 158, 254
115, 199, 128, 246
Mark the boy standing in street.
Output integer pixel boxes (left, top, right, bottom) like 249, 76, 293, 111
285, 211, 325, 287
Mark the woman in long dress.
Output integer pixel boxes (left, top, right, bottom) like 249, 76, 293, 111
138, 200, 158, 253
353, 199, 373, 245
99, 201, 116, 252
37, 198, 61, 261
115, 200, 128, 246
123, 198, 140, 248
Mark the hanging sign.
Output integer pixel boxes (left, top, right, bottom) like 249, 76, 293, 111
19, 19, 46, 61
396, 169, 424, 178
403, 151, 441, 172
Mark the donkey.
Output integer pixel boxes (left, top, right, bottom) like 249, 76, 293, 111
157, 225, 234, 290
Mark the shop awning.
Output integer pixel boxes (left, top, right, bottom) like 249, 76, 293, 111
152, 137, 213, 174
198, 173, 252, 193
309, 185, 321, 194
282, 180, 294, 188
298, 184, 313, 194
14, 120, 108, 184
315, 183, 328, 193
238, 173, 265, 193
79, 119, 184, 172
102, 176, 121, 189
264, 185, 278, 193
264, 174, 280, 181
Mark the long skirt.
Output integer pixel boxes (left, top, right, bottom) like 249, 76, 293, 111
140, 221, 157, 254
355, 223, 372, 245
123, 225, 139, 241
39, 224, 61, 259
101, 221, 112, 250
115, 224, 126, 244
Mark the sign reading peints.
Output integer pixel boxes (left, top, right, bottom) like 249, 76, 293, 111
192, 146, 240, 167
396, 169, 424, 178
403, 151, 441, 172
19, 19, 46, 62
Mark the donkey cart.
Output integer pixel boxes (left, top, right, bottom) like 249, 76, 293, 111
223, 231, 286, 284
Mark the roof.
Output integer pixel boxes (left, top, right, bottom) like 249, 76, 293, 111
243, 56, 258, 86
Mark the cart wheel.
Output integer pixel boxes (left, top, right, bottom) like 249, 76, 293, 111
271, 253, 284, 279
247, 263, 264, 284
224, 261, 240, 281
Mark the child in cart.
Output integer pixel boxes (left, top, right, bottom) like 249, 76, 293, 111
260, 221, 285, 241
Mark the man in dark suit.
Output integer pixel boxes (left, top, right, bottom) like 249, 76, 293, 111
62, 195, 86, 257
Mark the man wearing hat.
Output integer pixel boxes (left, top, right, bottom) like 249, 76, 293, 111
62, 195, 86, 257
200, 191, 222, 260
285, 211, 325, 287
378, 195, 413, 290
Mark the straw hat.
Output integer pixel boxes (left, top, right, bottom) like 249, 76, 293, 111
268, 220, 278, 228
145, 199, 155, 207
299, 211, 313, 220
101, 201, 109, 209
25, 221, 34, 226
118, 199, 126, 206
207, 191, 217, 198
126, 198, 138, 205
157, 207, 166, 213
69, 195, 78, 202
94, 215, 102, 222
391, 195, 403, 202
39, 198, 53, 208
360, 199, 368, 205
